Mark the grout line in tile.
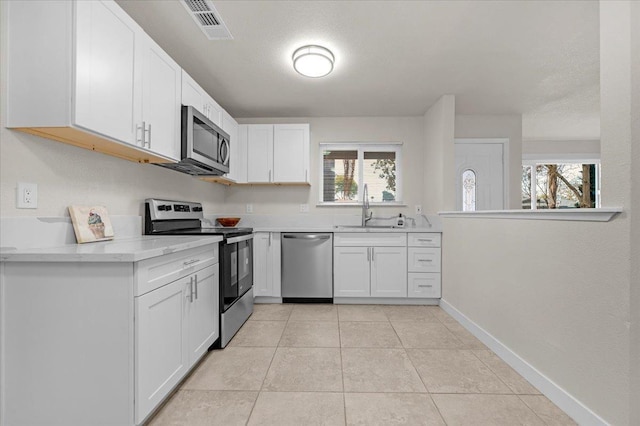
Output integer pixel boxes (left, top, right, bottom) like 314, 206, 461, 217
405, 346, 432, 395
338, 323, 347, 425
428, 391, 529, 396
469, 349, 519, 395
516, 394, 551, 425
427, 393, 449, 426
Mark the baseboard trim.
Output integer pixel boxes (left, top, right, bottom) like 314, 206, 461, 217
253, 297, 282, 304
333, 297, 440, 305
439, 299, 608, 426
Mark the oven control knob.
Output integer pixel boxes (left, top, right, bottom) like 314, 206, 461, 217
193, 206, 203, 212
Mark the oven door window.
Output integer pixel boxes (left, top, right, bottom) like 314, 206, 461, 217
193, 117, 219, 162
222, 242, 239, 311
237, 238, 253, 297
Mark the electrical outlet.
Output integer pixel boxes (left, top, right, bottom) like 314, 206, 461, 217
415, 205, 422, 215
246, 204, 253, 214
17, 182, 38, 209
299, 204, 309, 213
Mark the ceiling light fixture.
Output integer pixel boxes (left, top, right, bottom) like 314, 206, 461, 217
292, 45, 334, 78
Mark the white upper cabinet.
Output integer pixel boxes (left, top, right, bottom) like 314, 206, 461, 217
222, 110, 243, 183
139, 34, 182, 161
244, 124, 310, 184
273, 124, 310, 183
6, 0, 180, 164
181, 70, 205, 114
74, 0, 138, 145
247, 125, 275, 183
181, 70, 223, 128
204, 95, 223, 129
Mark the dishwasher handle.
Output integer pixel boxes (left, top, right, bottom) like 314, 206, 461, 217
283, 234, 331, 241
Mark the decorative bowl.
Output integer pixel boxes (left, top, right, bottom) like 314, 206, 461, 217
216, 217, 241, 227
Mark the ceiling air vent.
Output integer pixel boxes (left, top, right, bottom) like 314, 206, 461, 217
180, 0, 233, 40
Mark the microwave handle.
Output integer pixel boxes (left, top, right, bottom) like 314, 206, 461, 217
219, 138, 230, 164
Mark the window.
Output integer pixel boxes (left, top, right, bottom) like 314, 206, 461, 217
462, 169, 477, 212
522, 162, 600, 209
320, 143, 402, 204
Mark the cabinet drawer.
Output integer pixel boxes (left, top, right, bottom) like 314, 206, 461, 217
408, 273, 441, 298
334, 233, 407, 247
408, 233, 441, 247
135, 244, 218, 296
407, 248, 441, 273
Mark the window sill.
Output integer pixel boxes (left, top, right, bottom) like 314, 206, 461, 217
438, 208, 622, 222
317, 202, 407, 208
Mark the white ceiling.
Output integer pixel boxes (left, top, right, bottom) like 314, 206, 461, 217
116, 0, 600, 139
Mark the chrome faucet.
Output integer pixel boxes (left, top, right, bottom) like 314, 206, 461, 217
362, 183, 373, 226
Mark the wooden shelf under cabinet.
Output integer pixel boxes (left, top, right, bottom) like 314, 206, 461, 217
15, 127, 175, 164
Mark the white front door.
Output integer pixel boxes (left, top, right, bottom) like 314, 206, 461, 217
455, 140, 505, 211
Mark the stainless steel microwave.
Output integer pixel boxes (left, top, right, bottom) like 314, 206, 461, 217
158, 105, 230, 176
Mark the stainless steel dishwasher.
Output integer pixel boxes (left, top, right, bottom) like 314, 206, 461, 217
281, 233, 333, 302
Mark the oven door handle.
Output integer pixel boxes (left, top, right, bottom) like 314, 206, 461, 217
226, 234, 254, 244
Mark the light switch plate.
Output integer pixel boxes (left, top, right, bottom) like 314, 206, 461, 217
246, 204, 253, 213
17, 182, 38, 209
415, 205, 422, 214
299, 204, 309, 213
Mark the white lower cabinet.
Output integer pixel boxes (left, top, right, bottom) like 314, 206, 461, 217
187, 265, 219, 362
371, 246, 408, 297
253, 232, 281, 297
334, 233, 407, 298
407, 233, 442, 298
333, 246, 370, 297
334, 232, 442, 300
136, 278, 189, 422
0, 243, 219, 426
408, 272, 441, 298
136, 263, 218, 423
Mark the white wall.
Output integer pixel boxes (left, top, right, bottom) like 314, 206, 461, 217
423, 95, 456, 213
621, 1, 639, 423
455, 115, 523, 209
441, 2, 637, 424
523, 139, 600, 159
228, 116, 426, 217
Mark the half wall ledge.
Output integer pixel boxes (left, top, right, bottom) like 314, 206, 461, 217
439, 208, 623, 222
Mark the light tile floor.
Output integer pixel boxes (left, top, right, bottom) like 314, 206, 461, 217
147, 304, 577, 426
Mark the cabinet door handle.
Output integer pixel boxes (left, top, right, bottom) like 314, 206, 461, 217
367, 247, 370, 261
417, 258, 433, 263
194, 274, 198, 300
183, 259, 200, 267
418, 284, 433, 288
146, 123, 151, 147
268, 233, 272, 246
187, 277, 194, 302
371, 247, 375, 263
136, 122, 144, 145
269, 169, 272, 182
417, 238, 433, 242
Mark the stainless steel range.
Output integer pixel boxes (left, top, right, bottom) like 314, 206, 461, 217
144, 199, 253, 348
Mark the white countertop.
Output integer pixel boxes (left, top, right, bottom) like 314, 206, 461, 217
0, 235, 222, 263
253, 226, 441, 233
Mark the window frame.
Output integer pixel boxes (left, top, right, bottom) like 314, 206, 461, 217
522, 157, 601, 209
318, 142, 403, 206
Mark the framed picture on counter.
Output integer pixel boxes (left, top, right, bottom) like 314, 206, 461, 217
68, 205, 115, 243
